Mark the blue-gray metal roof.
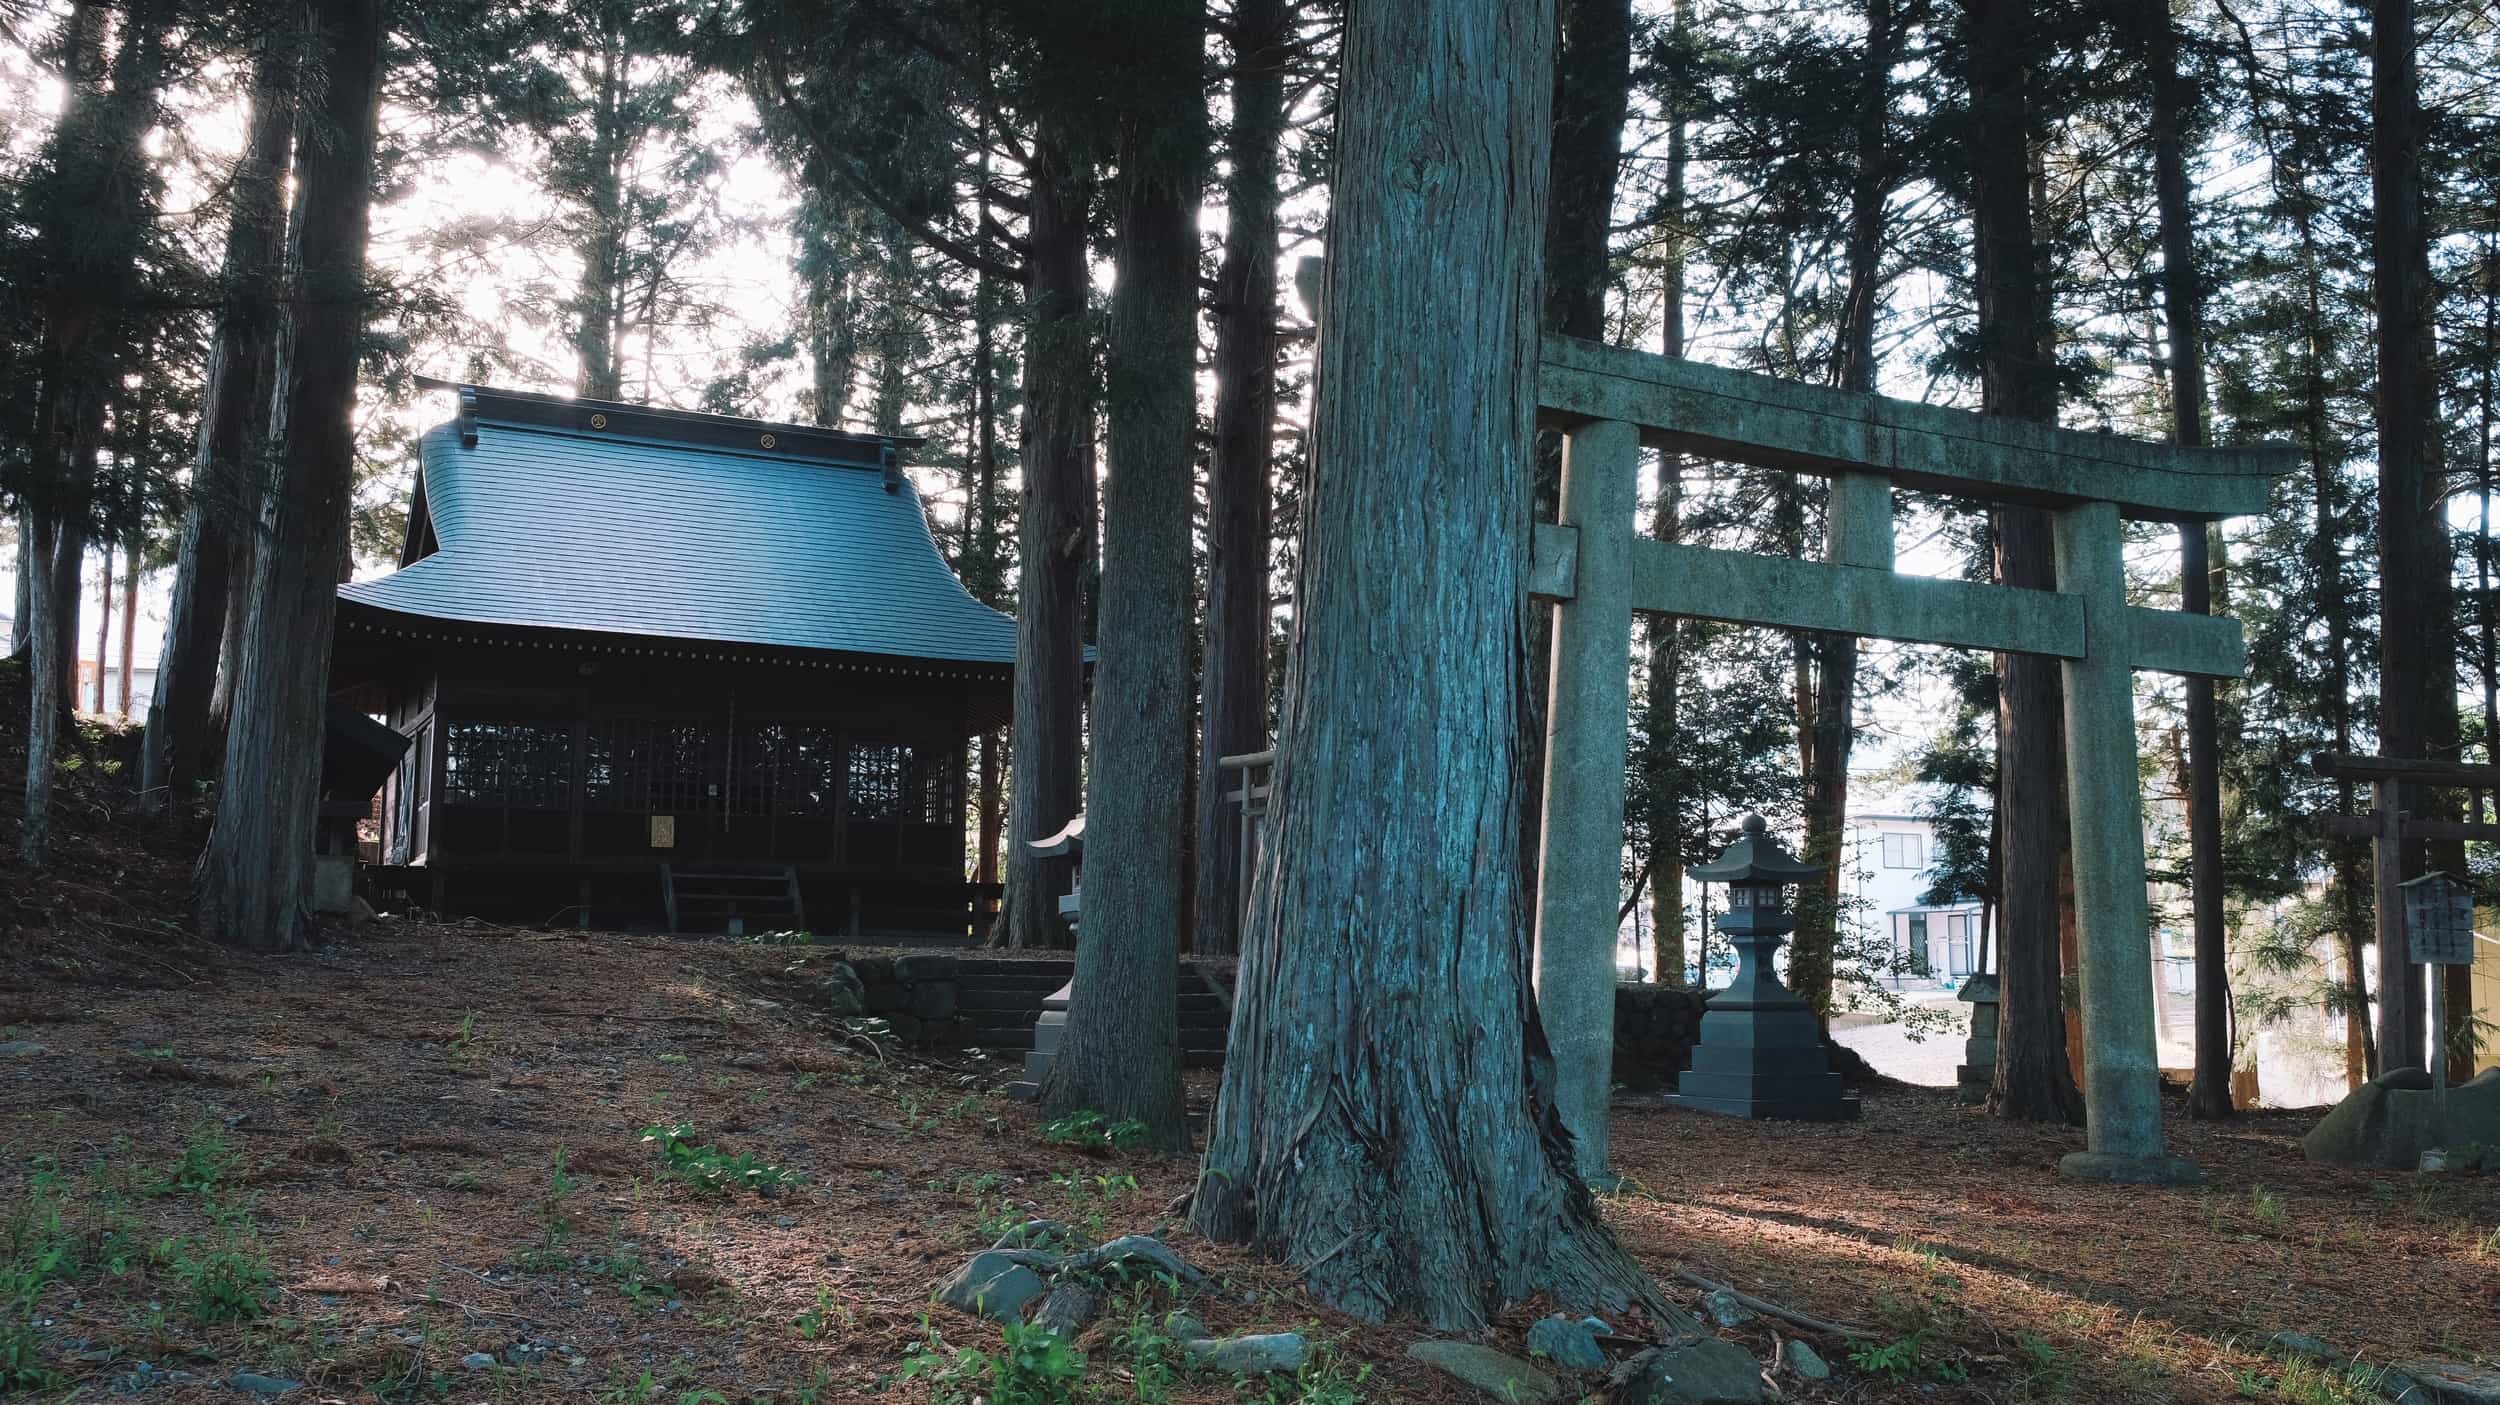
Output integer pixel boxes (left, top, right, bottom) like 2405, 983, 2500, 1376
341, 412, 1019, 666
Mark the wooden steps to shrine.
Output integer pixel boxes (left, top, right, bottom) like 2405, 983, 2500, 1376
661, 863, 807, 935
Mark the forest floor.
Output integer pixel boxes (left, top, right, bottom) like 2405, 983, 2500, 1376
0, 694, 2493, 1403
2, 920, 2492, 1404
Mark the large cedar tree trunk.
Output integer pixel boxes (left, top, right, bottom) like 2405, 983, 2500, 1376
1970, 0, 2084, 1124
1193, 0, 1289, 957
2371, 0, 2456, 1076
989, 130, 1094, 950
194, 0, 385, 952
2146, 0, 2231, 1119
1038, 0, 1205, 1149
144, 30, 296, 814
1192, 0, 1681, 1330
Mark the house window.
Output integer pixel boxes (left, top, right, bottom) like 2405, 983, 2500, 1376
444, 721, 572, 809
847, 741, 914, 821
1881, 831, 1924, 869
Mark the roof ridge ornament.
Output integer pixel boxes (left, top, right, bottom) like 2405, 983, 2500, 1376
456, 386, 479, 450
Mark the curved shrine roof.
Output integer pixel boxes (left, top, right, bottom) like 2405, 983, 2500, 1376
340, 388, 1019, 667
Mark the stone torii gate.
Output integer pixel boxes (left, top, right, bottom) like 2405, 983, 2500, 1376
1528, 333, 2294, 1187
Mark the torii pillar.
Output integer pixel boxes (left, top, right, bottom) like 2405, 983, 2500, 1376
1532, 418, 1640, 1187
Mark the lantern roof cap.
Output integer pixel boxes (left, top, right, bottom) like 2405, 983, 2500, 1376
2400, 869, 2476, 893
1689, 813, 1824, 885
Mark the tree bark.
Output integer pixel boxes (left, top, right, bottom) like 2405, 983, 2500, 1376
195, 0, 385, 953
1039, 0, 1204, 1149
1970, 0, 2084, 1125
1792, 0, 1898, 1024
117, 527, 136, 717
92, 538, 111, 713
1193, 0, 1289, 958
572, 14, 627, 402
1193, 0, 1683, 1330
1646, 0, 1690, 989
2144, 0, 2231, 1120
2371, 0, 2447, 1075
19, 0, 159, 861
144, 24, 295, 814
989, 127, 1094, 950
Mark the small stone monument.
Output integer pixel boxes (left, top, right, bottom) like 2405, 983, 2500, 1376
1666, 814, 1859, 1122
1955, 973, 1999, 1104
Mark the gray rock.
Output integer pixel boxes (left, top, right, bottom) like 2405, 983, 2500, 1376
460, 1352, 496, 1370
1408, 1340, 1563, 1404
1064, 1234, 1206, 1285
895, 954, 960, 983
935, 1252, 1049, 1321
819, 964, 866, 1016
993, 1219, 1075, 1252
2392, 1359, 2500, 1405
2303, 1067, 2500, 1170
2268, 1332, 2338, 1363
1783, 1342, 1830, 1382
0, 1041, 47, 1057
1700, 1290, 1755, 1329
1185, 1332, 1309, 1375
1028, 1284, 1097, 1338
911, 982, 959, 1021
230, 1372, 302, 1396
1606, 1339, 1765, 1405
1527, 1314, 1608, 1372
1164, 1310, 1209, 1342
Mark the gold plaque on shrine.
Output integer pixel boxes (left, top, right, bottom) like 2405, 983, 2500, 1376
650, 815, 676, 849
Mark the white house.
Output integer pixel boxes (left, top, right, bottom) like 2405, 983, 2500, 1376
1842, 802, 1985, 992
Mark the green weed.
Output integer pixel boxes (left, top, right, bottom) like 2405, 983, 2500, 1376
1050, 1171, 1139, 1241
448, 1011, 482, 1061
639, 1122, 797, 1197
1040, 1110, 1152, 1153
899, 1320, 1086, 1405
152, 1121, 240, 1198
1848, 1329, 1967, 1384
162, 1235, 273, 1323
795, 1287, 850, 1340
2249, 1185, 2288, 1227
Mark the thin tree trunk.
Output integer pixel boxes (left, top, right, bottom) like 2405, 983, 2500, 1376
574, 18, 626, 402
195, 0, 385, 953
92, 538, 112, 714
118, 526, 137, 716
2145, 0, 2232, 1119
144, 27, 295, 813
1970, 0, 2084, 1125
989, 127, 1093, 950
1646, 0, 1690, 990
1793, 0, 1897, 1025
1194, 0, 1687, 1331
1193, 0, 1288, 958
1039, 2, 1205, 1148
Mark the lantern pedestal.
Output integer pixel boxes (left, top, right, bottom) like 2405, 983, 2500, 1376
1666, 929, 1859, 1122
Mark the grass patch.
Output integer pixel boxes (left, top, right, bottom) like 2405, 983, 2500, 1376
639, 1123, 797, 1197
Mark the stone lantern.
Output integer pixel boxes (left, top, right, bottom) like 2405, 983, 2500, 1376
1665, 814, 1860, 1122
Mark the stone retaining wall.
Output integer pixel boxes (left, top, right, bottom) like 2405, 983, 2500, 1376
1614, 983, 1708, 1091
818, 953, 973, 1048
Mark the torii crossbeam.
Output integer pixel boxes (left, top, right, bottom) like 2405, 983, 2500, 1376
1529, 333, 2295, 1187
